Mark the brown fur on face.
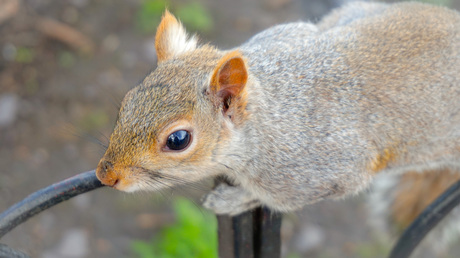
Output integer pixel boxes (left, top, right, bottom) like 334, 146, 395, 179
96, 12, 251, 191
96, 47, 222, 190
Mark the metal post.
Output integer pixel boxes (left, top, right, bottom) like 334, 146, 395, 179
254, 207, 281, 257
217, 207, 282, 258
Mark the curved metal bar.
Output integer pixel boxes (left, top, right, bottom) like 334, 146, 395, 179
0, 170, 104, 239
389, 179, 460, 258
0, 243, 29, 258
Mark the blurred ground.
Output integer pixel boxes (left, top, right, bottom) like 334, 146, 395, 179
1, 0, 460, 257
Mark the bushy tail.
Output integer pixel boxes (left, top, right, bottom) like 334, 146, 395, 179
368, 169, 460, 256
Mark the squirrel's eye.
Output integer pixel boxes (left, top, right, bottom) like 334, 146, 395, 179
165, 130, 191, 151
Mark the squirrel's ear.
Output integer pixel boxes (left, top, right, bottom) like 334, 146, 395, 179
210, 51, 248, 112
155, 10, 197, 63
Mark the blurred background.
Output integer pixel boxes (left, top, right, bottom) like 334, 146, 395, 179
1, 0, 459, 257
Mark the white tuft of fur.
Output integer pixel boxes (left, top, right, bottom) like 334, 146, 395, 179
164, 21, 197, 58
122, 183, 143, 193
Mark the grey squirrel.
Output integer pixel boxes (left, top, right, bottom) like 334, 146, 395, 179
95, 1, 460, 216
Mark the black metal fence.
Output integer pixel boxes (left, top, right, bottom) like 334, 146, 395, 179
1, 170, 459, 258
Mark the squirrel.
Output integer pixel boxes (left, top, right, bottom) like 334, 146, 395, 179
95, 1, 460, 216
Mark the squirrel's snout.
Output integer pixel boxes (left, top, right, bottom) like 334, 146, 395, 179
96, 160, 119, 187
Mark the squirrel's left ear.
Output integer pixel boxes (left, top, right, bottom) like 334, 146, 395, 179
155, 10, 197, 63
210, 50, 248, 116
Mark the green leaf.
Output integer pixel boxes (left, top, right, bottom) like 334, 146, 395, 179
136, 0, 213, 35
131, 197, 217, 258
58, 51, 76, 68
15, 47, 35, 63
416, 0, 452, 6
176, 3, 213, 33
136, 0, 169, 34
132, 241, 156, 258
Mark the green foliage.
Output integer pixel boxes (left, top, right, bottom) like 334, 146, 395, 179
136, 0, 213, 34
136, 0, 167, 34
415, 0, 452, 6
353, 240, 390, 258
286, 252, 302, 258
132, 198, 218, 258
175, 2, 213, 33
15, 47, 35, 63
58, 51, 76, 68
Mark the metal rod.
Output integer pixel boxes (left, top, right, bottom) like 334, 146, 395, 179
0, 243, 29, 258
0, 170, 104, 239
1, 171, 284, 258
389, 179, 460, 258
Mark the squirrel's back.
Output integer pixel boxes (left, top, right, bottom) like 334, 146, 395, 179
230, 1, 460, 209
240, 1, 460, 161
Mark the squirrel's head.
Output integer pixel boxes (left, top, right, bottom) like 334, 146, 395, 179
96, 11, 249, 192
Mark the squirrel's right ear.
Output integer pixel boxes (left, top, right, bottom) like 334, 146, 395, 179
155, 10, 197, 63
210, 50, 248, 114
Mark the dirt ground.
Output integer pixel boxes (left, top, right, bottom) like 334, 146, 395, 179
1, 0, 460, 257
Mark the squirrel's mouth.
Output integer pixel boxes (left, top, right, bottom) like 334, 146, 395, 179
112, 178, 120, 188
96, 165, 148, 193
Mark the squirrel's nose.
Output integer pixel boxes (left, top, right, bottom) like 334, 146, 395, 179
96, 160, 119, 187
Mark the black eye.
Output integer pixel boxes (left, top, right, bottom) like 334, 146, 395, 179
166, 130, 191, 151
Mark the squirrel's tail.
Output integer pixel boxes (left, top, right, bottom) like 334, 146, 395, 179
368, 169, 460, 256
